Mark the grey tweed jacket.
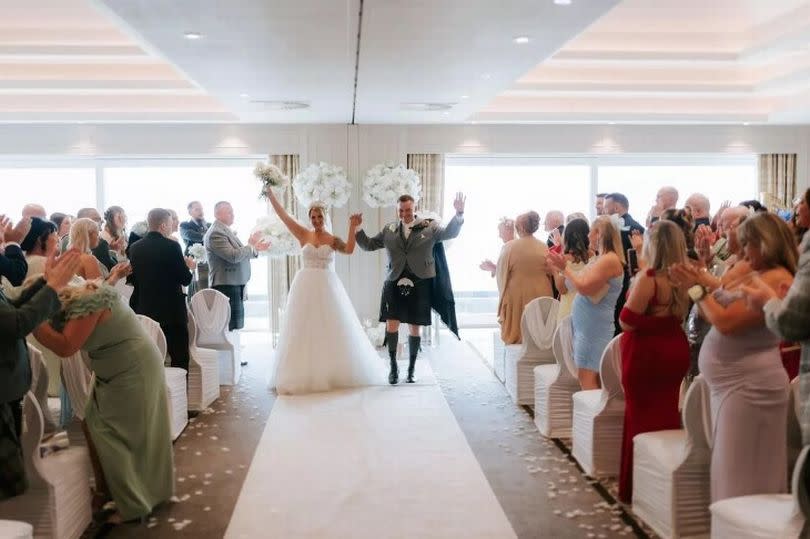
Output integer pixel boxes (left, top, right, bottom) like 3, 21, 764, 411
203, 220, 257, 287
356, 214, 463, 281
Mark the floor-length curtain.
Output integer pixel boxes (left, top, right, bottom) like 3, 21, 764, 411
407, 154, 445, 216
758, 154, 797, 209
269, 154, 300, 345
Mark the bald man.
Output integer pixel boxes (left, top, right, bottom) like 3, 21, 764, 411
647, 186, 679, 227
543, 210, 565, 250
21, 204, 46, 220
685, 193, 711, 228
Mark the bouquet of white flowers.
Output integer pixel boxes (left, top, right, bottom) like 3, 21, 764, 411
362, 162, 421, 208
292, 162, 352, 209
254, 162, 290, 199
130, 220, 148, 238
251, 214, 301, 258
188, 243, 207, 262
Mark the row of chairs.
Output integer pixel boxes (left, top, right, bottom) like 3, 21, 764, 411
493, 299, 808, 538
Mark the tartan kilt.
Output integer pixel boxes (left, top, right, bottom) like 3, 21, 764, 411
379, 271, 432, 326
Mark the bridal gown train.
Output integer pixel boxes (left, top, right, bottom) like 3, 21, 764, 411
268, 243, 384, 395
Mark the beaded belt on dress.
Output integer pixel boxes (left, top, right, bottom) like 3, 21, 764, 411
303, 260, 330, 269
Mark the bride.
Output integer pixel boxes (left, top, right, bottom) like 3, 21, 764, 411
264, 187, 383, 395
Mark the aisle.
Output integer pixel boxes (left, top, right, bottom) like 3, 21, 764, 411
225, 362, 517, 539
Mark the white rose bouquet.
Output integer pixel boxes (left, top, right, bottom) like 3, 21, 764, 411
251, 214, 301, 258
362, 162, 421, 208
292, 162, 352, 209
188, 243, 207, 262
254, 162, 290, 199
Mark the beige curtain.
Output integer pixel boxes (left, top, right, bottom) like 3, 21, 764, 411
758, 154, 797, 209
407, 153, 445, 216
269, 154, 300, 344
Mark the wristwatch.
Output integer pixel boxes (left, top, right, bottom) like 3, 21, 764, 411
688, 284, 708, 302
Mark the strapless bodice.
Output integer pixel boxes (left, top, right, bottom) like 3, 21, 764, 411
302, 243, 334, 270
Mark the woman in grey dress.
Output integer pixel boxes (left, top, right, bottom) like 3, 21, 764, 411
673, 213, 797, 501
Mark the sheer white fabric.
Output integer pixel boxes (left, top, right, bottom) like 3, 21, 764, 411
60, 352, 93, 421
267, 244, 383, 395
135, 314, 167, 362
190, 289, 232, 342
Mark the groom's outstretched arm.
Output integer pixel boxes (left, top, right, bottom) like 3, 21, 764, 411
355, 228, 385, 251
434, 213, 464, 242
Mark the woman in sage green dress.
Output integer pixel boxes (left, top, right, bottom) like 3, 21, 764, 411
33, 280, 173, 523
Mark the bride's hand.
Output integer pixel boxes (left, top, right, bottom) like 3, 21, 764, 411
350, 213, 363, 227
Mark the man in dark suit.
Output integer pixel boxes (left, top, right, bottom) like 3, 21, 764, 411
604, 192, 645, 336
129, 208, 195, 371
180, 201, 210, 256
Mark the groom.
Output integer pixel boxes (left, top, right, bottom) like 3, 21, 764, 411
355, 192, 466, 384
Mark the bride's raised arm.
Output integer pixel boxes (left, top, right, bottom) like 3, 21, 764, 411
333, 213, 361, 254
265, 187, 309, 243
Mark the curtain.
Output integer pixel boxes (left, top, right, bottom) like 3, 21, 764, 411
758, 154, 797, 209
407, 153, 445, 216
269, 154, 300, 345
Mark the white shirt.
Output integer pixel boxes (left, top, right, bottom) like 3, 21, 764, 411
401, 219, 417, 240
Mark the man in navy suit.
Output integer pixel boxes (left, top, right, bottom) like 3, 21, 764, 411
129, 208, 195, 371
179, 201, 210, 256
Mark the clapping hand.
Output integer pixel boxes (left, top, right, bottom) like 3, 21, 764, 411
739, 275, 778, 311
44, 249, 82, 292
479, 259, 496, 273
630, 229, 644, 251
453, 192, 466, 215
547, 250, 567, 273
184, 257, 196, 270
549, 228, 562, 247
669, 262, 701, 288
248, 230, 265, 247
0, 215, 32, 244
350, 213, 363, 227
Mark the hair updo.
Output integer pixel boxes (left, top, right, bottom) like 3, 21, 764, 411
523, 211, 540, 234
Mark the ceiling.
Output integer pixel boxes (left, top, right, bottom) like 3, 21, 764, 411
3, 0, 810, 124
477, 0, 810, 124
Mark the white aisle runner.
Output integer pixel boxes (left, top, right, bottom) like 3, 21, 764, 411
225, 364, 516, 539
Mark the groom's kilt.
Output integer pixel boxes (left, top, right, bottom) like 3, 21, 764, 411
379, 271, 432, 326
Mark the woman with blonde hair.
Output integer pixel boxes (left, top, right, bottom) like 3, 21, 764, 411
673, 212, 796, 502
496, 211, 554, 344
617, 221, 690, 502
101, 205, 127, 259
549, 215, 625, 389
69, 218, 129, 284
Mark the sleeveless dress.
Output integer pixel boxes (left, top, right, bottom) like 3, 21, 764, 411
617, 270, 690, 503
267, 244, 383, 395
699, 307, 789, 502
558, 260, 586, 320
71, 286, 174, 520
571, 266, 623, 371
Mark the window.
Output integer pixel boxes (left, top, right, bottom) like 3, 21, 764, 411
0, 167, 96, 220
104, 162, 270, 330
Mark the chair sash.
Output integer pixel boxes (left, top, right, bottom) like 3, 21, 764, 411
523, 297, 559, 350
599, 336, 624, 403
190, 289, 230, 335
557, 316, 578, 379
682, 375, 710, 450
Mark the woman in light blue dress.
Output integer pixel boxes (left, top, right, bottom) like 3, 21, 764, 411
549, 216, 625, 389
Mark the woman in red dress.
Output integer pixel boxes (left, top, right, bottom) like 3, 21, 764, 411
618, 220, 691, 503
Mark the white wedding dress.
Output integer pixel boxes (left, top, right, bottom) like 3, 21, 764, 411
267, 243, 383, 395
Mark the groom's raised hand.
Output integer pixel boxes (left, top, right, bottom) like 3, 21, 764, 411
350, 213, 363, 227
453, 192, 466, 216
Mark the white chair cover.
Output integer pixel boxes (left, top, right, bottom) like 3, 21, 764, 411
112, 279, 134, 304
557, 315, 578, 380
505, 297, 558, 405
710, 445, 809, 539
0, 393, 91, 539
0, 520, 33, 539
787, 378, 802, 480
571, 336, 625, 477
190, 289, 240, 385
533, 320, 580, 438
135, 314, 167, 362
186, 308, 220, 412
59, 352, 93, 422
26, 344, 58, 436
632, 376, 711, 538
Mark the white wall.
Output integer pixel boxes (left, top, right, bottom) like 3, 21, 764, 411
1, 122, 808, 318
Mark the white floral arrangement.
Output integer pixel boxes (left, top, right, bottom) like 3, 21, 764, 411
362, 162, 421, 208
292, 162, 352, 209
251, 213, 301, 258
188, 243, 207, 262
130, 221, 148, 237
254, 162, 290, 198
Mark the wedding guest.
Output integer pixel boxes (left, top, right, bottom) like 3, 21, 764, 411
604, 192, 644, 335
21, 203, 46, 220
673, 213, 796, 502
661, 208, 697, 259
554, 218, 591, 319
685, 193, 711, 228
167, 209, 181, 242
740, 200, 768, 213
69, 218, 129, 285
596, 193, 608, 216
647, 186, 679, 227
180, 201, 210, 256
618, 221, 690, 503
1, 218, 58, 300
742, 187, 810, 442
496, 211, 553, 344
549, 216, 625, 389
129, 209, 195, 371
0, 250, 80, 500
71, 208, 116, 271
33, 280, 173, 523
49, 213, 72, 245
566, 212, 588, 225
480, 217, 515, 277
101, 206, 127, 260
0, 215, 31, 287
544, 210, 565, 249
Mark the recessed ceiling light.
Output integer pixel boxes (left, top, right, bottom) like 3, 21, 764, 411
743, 122, 750, 125
442, 111, 450, 116
460, 95, 469, 99
248, 100, 310, 110
481, 73, 492, 80
184, 32, 203, 40
554, 0, 572, 5
513, 36, 531, 44
608, 122, 616, 125
401, 102, 454, 112
239, 93, 249, 99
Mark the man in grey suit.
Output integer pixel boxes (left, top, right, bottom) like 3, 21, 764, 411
356, 192, 466, 384
204, 202, 269, 364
